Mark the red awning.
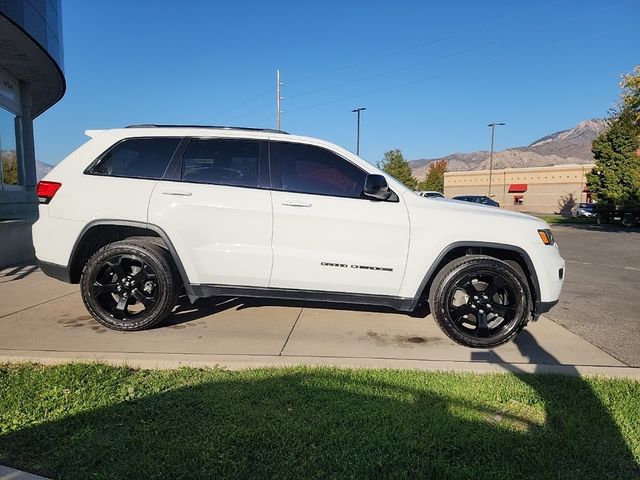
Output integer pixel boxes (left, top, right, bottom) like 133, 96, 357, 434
508, 183, 528, 193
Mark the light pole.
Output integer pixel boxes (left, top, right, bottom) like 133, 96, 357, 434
352, 107, 366, 155
487, 122, 505, 197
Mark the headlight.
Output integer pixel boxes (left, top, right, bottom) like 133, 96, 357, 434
538, 229, 555, 245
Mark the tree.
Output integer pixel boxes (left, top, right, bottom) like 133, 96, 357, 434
1, 150, 18, 185
586, 66, 640, 206
621, 65, 640, 123
378, 149, 417, 189
418, 160, 447, 193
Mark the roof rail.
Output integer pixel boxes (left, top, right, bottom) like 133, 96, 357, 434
125, 124, 288, 134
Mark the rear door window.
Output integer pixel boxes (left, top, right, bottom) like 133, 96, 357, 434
89, 138, 181, 179
181, 138, 260, 188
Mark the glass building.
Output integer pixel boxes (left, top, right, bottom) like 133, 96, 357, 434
0, 0, 65, 220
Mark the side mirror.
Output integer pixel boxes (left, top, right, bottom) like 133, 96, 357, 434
363, 174, 392, 201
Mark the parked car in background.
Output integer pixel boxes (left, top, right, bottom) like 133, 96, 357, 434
570, 202, 596, 218
417, 191, 445, 199
596, 204, 640, 227
453, 195, 500, 207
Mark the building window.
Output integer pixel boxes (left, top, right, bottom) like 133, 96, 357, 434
0, 106, 22, 190
513, 195, 524, 205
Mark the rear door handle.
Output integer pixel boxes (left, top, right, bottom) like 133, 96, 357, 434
162, 189, 192, 197
281, 200, 312, 207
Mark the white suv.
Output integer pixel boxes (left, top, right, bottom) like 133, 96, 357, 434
33, 125, 565, 347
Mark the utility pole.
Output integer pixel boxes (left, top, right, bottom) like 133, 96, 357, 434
352, 107, 366, 155
487, 122, 505, 197
276, 70, 283, 130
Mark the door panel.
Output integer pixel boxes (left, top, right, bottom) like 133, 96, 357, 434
270, 191, 409, 295
149, 182, 273, 286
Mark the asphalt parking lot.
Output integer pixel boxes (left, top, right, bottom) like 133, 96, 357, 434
547, 225, 640, 367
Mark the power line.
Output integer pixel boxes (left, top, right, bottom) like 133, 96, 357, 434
195, 88, 272, 124
281, 1, 629, 116
194, 0, 624, 127
193, 1, 561, 125
282, 0, 560, 92
286, 40, 495, 101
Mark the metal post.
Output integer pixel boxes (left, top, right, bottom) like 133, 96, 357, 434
502, 170, 506, 207
352, 107, 366, 155
487, 122, 505, 197
276, 70, 282, 130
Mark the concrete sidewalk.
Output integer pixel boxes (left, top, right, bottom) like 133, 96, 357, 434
0, 264, 637, 378
0, 465, 49, 480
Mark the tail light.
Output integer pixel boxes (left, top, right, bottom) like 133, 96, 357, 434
36, 181, 62, 204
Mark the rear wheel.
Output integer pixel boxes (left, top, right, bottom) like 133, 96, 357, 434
429, 255, 532, 348
80, 239, 178, 331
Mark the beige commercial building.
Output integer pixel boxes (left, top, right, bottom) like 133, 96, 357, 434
444, 164, 595, 214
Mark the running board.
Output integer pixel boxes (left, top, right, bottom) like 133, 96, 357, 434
189, 284, 416, 312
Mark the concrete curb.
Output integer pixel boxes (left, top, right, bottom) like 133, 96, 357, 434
1, 350, 638, 379
0, 465, 50, 480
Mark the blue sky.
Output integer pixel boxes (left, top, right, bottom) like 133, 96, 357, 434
35, 0, 639, 167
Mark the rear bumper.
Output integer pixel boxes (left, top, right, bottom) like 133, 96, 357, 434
534, 299, 559, 318
37, 260, 71, 283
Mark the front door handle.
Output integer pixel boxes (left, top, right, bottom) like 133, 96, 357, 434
281, 200, 312, 207
162, 189, 192, 197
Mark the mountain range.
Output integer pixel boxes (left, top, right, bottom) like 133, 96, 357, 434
36, 160, 53, 180
409, 119, 606, 178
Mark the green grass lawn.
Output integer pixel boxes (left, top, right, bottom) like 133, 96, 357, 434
534, 214, 597, 225
1, 364, 638, 480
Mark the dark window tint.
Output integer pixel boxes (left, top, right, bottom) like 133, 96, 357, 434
182, 139, 259, 188
90, 138, 180, 179
277, 143, 366, 198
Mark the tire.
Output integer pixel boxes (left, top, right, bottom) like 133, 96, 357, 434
428, 255, 532, 348
621, 214, 636, 228
80, 239, 179, 331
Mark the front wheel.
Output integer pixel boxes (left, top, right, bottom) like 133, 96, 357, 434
80, 239, 179, 331
621, 214, 637, 228
429, 256, 532, 348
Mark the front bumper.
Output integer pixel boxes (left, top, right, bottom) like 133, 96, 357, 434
529, 243, 565, 318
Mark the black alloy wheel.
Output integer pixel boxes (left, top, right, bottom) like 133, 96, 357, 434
91, 254, 158, 319
81, 239, 178, 331
429, 256, 531, 348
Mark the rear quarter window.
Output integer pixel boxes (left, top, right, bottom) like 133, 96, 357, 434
88, 137, 181, 179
